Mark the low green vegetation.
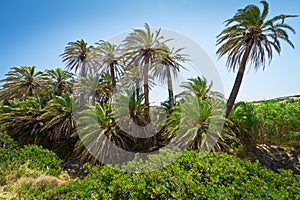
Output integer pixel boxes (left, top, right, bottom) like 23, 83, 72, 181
11, 150, 300, 199
0, 144, 63, 186
229, 99, 300, 149
0, 141, 65, 199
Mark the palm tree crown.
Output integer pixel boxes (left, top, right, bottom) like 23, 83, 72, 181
45, 68, 74, 96
38, 93, 75, 141
94, 40, 124, 90
60, 39, 95, 77
0, 66, 46, 102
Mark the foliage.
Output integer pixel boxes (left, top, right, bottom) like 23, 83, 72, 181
15, 150, 300, 199
0, 131, 17, 149
74, 102, 131, 164
229, 100, 300, 148
60, 39, 95, 77
0, 66, 48, 102
229, 102, 260, 150
38, 93, 75, 141
0, 19, 297, 168
0, 97, 45, 146
165, 96, 225, 150
0, 145, 63, 186
165, 76, 233, 151
217, 1, 297, 71
45, 68, 74, 96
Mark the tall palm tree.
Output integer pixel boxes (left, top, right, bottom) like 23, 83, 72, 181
94, 40, 124, 90
152, 45, 188, 107
217, 1, 297, 117
60, 39, 94, 77
0, 66, 47, 102
45, 68, 74, 96
122, 23, 167, 121
61, 39, 95, 104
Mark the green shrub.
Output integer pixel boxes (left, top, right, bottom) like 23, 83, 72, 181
0, 131, 17, 149
16, 150, 300, 199
0, 145, 63, 186
230, 100, 300, 148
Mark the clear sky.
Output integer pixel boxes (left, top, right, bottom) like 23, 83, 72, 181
0, 0, 299, 101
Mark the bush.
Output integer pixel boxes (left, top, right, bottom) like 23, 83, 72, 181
229, 100, 300, 148
0, 145, 63, 186
16, 150, 300, 199
0, 131, 17, 149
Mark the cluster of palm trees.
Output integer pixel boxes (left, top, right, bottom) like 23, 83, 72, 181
0, 1, 296, 164
0, 24, 228, 163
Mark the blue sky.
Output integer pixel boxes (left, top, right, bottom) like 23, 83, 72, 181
0, 0, 299, 101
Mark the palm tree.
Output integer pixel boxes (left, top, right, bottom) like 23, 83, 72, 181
38, 93, 75, 141
60, 39, 94, 77
112, 89, 147, 129
61, 39, 95, 104
120, 65, 155, 100
165, 96, 226, 151
180, 76, 224, 100
152, 45, 188, 107
74, 74, 101, 106
122, 23, 167, 121
0, 66, 47, 102
165, 76, 232, 151
97, 72, 113, 104
94, 40, 124, 90
45, 68, 74, 96
0, 97, 44, 145
74, 102, 131, 164
216, 1, 297, 117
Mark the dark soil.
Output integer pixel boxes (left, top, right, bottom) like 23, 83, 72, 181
61, 156, 89, 179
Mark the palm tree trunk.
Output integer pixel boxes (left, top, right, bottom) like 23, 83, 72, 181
143, 55, 150, 123
166, 66, 174, 107
57, 83, 62, 96
28, 87, 33, 97
79, 59, 86, 104
91, 93, 96, 105
110, 63, 116, 90
80, 59, 87, 78
225, 41, 253, 118
135, 79, 140, 100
